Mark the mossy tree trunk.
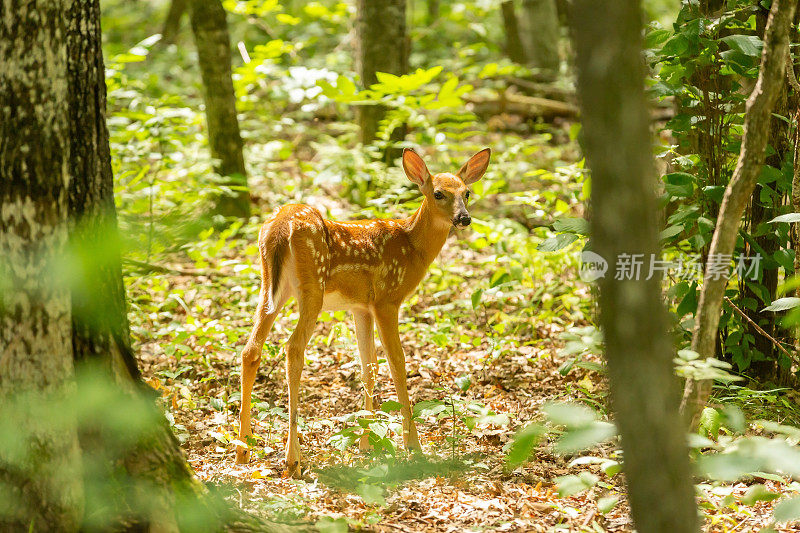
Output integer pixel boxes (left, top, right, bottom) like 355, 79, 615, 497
189, 0, 250, 219
519, 0, 560, 79
355, 0, 408, 150
569, 0, 700, 531
501, 0, 527, 64
427, 0, 440, 24
0, 1, 83, 528
2, 1, 292, 530
161, 0, 188, 45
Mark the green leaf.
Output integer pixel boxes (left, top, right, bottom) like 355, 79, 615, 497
554, 422, 617, 454
357, 483, 386, 506
721, 34, 763, 57
660, 34, 689, 56
774, 497, 800, 523
645, 28, 672, 48
556, 473, 598, 497
368, 422, 388, 439
663, 172, 695, 198
316, 517, 349, 533
676, 282, 698, 316
542, 401, 597, 427
597, 495, 619, 514
413, 399, 447, 418
699, 407, 722, 439
702, 185, 726, 204
552, 217, 590, 235
660, 225, 684, 241
763, 297, 800, 313
380, 400, 403, 413
768, 213, 800, 224
538, 233, 578, 252
455, 375, 472, 392
506, 423, 545, 467
470, 288, 483, 310
742, 484, 780, 506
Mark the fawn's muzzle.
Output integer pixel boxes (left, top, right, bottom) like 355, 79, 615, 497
454, 214, 472, 227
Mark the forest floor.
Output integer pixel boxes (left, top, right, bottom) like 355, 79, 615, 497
128, 186, 798, 532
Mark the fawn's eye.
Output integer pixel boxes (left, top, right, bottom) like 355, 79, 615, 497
434, 191, 444, 200
465, 191, 470, 199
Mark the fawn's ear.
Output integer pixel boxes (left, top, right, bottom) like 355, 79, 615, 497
457, 148, 491, 185
402, 148, 431, 187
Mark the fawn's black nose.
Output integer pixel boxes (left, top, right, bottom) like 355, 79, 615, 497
456, 214, 471, 227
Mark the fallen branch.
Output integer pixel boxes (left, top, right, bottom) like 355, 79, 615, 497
504, 76, 575, 101
466, 91, 579, 119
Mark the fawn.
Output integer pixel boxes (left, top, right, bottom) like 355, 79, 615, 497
235, 147, 491, 476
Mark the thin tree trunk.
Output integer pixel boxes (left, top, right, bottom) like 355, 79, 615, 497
355, 0, 408, 148
427, 0, 439, 24
0, 0, 83, 529
569, 0, 699, 531
501, 0, 527, 64
682, 0, 796, 426
189, 0, 250, 219
161, 0, 187, 45
519, 0, 560, 79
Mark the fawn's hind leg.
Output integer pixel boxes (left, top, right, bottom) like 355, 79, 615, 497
354, 310, 378, 451
284, 289, 322, 478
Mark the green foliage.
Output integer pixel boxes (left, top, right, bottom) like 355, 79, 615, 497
647, 0, 799, 375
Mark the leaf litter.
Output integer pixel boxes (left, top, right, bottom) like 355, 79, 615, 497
129, 193, 800, 533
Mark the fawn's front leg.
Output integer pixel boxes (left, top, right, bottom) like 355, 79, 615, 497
354, 310, 379, 451
374, 305, 421, 451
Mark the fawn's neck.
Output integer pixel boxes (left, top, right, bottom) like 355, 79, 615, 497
406, 198, 451, 265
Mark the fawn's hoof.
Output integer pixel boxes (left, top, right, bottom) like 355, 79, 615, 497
285, 458, 304, 479
235, 447, 251, 465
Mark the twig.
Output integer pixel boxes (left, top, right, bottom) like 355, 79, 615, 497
263, 352, 286, 382
723, 296, 800, 365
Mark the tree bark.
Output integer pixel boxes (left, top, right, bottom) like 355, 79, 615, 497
0, 0, 84, 529
189, 0, 250, 219
682, 0, 796, 426
355, 0, 408, 146
426, 0, 440, 24
2, 1, 294, 530
501, 0, 527, 64
161, 0, 187, 45
519, 0, 560, 79
569, 1, 699, 531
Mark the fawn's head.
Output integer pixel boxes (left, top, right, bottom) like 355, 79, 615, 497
402, 148, 491, 228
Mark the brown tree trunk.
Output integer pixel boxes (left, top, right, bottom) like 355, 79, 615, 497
2, 1, 293, 530
189, 0, 250, 219
427, 0, 440, 24
355, 0, 408, 149
519, 0, 560, 79
682, 0, 796, 426
501, 0, 527, 64
0, 1, 83, 529
161, 0, 187, 45
569, 0, 699, 531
